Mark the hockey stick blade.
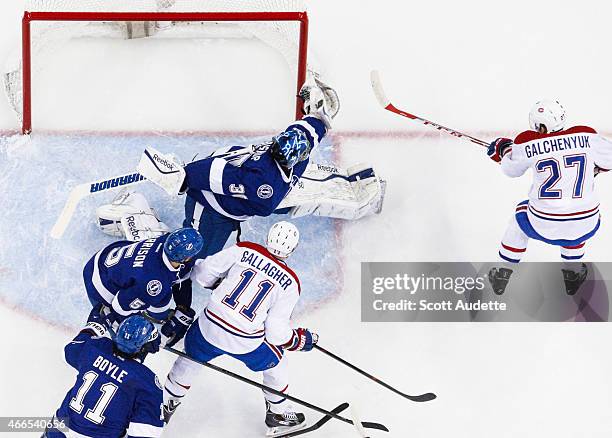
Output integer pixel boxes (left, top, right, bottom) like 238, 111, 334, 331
50, 172, 146, 239
272, 403, 350, 438
370, 70, 489, 147
370, 70, 391, 108
314, 345, 436, 403
406, 392, 437, 402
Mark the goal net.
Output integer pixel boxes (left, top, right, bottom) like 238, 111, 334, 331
4, 0, 313, 134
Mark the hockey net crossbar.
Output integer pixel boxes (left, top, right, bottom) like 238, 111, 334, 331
18, 9, 309, 134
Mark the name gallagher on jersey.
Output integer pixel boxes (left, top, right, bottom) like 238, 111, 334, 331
524, 135, 591, 158
240, 250, 294, 291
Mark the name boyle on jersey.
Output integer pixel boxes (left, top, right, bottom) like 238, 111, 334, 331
240, 250, 294, 290
524, 134, 591, 158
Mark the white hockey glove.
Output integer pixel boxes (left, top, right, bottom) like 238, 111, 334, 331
278, 163, 386, 220
137, 147, 186, 196
96, 191, 170, 241
299, 75, 339, 129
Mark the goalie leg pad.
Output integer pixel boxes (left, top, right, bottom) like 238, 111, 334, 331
278, 162, 386, 220
97, 191, 170, 241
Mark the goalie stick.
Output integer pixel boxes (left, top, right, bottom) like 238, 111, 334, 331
165, 347, 389, 433
314, 345, 437, 403
50, 172, 146, 239
272, 402, 350, 438
49, 146, 265, 239
370, 70, 489, 147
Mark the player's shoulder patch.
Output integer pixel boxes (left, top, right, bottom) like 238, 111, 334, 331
146, 279, 163, 296
257, 184, 274, 199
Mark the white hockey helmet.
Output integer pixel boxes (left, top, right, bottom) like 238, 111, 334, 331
529, 100, 566, 133
266, 221, 300, 259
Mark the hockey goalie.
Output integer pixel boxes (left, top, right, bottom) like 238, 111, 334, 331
99, 77, 386, 250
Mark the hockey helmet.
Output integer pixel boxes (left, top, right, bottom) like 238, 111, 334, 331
529, 100, 566, 133
266, 221, 300, 258
115, 315, 159, 355
163, 228, 204, 262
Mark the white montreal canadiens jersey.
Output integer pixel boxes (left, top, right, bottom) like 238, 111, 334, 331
191, 241, 301, 354
502, 126, 612, 240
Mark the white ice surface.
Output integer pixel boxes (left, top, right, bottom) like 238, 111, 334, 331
2, 1, 612, 437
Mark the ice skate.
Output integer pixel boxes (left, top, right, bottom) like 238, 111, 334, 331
265, 401, 307, 437
488, 267, 514, 295
561, 263, 588, 296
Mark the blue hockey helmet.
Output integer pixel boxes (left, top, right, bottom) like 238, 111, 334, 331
163, 228, 204, 263
115, 315, 159, 355
270, 128, 312, 169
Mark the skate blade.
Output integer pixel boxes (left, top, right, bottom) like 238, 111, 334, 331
266, 422, 307, 437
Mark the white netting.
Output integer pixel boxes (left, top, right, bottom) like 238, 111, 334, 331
4, 0, 314, 128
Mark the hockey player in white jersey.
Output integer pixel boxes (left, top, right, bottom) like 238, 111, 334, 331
162, 221, 318, 436
487, 100, 612, 294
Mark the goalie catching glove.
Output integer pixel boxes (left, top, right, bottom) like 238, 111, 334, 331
299, 75, 340, 129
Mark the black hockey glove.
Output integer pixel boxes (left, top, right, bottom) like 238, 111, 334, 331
161, 306, 196, 347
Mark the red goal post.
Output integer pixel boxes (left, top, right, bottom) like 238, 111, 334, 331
20, 11, 309, 134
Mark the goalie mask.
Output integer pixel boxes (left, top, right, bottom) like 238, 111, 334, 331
270, 128, 312, 169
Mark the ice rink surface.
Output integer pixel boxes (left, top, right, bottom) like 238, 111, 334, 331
2, 0, 612, 436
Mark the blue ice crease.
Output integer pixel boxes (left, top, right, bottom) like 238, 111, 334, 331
0, 132, 342, 329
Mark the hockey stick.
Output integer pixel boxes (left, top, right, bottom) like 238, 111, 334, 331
164, 347, 389, 432
314, 345, 437, 403
49, 147, 257, 240
50, 172, 147, 239
370, 70, 489, 147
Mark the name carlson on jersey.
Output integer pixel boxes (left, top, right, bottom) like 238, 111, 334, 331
240, 249, 293, 291
524, 134, 591, 158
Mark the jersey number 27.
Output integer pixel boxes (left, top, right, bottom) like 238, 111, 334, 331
537, 154, 586, 199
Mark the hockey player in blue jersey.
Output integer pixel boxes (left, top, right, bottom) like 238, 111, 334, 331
138, 79, 339, 259
83, 227, 203, 346
137, 79, 340, 304
44, 307, 164, 438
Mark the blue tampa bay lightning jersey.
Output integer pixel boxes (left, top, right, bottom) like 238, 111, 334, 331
83, 234, 190, 320
183, 116, 327, 221
51, 331, 163, 438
